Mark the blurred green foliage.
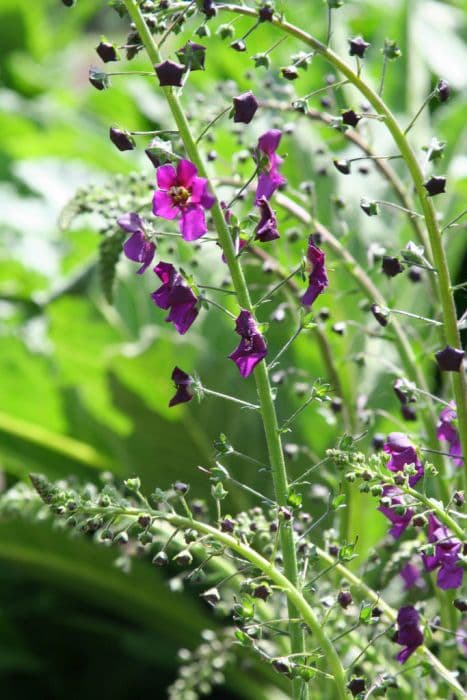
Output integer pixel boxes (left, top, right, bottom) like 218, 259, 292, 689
0, 0, 465, 697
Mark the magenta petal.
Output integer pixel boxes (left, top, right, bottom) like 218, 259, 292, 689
123, 232, 156, 274
177, 159, 198, 187
437, 562, 463, 590
151, 284, 171, 309
156, 164, 177, 189
118, 212, 144, 234
153, 190, 180, 220
258, 129, 282, 155
189, 176, 208, 204
180, 205, 207, 241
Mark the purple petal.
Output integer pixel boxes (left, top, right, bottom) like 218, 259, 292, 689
153, 190, 180, 220
437, 562, 463, 590
180, 205, 207, 241
176, 159, 198, 187
123, 232, 156, 274
117, 212, 144, 234
151, 283, 171, 310
258, 129, 282, 155
156, 164, 177, 189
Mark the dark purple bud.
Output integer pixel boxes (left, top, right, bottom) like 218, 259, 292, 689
320, 96, 332, 109
253, 583, 272, 600
230, 40, 246, 52
88, 67, 110, 90
272, 658, 292, 675
337, 590, 353, 608
453, 491, 464, 507
281, 66, 299, 81
220, 517, 235, 532
436, 79, 450, 103
342, 109, 361, 127
173, 549, 193, 566
412, 514, 427, 527
454, 598, 467, 612
278, 506, 292, 521
155, 60, 185, 87
333, 159, 351, 174
347, 678, 365, 696
269, 520, 278, 532
138, 514, 152, 528
258, 6, 274, 21
348, 36, 370, 57
401, 405, 417, 421
176, 41, 206, 71
169, 367, 194, 407
109, 127, 135, 152
372, 606, 383, 618
382, 256, 403, 277
201, 0, 217, 18
200, 587, 221, 605
393, 378, 415, 405
232, 90, 259, 124
331, 397, 343, 414
408, 266, 422, 283
360, 198, 379, 216
96, 40, 119, 63
174, 481, 189, 494
423, 176, 446, 197
328, 544, 339, 556
62, 0, 76, 6
435, 345, 465, 372
370, 303, 389, 327
152, 550, 169, 566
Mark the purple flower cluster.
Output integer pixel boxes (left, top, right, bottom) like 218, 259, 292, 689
437, 404, 462, 466
151, 262, 199, 335
394, 606, 423, 663
421, 514, 464, 590
383, 432, 424, 486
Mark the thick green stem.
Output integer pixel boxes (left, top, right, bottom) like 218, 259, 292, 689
121, 2, 331, 697
219, 1, 467, 492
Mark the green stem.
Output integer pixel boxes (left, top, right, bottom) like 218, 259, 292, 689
201, 387, 259, 410
220, 2, 467, 490
121, 3, 322, 697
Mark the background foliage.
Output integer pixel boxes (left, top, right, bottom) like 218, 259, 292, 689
0, 0, 466, 697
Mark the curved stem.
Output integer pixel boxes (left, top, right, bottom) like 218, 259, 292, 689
219, 2, 467, 489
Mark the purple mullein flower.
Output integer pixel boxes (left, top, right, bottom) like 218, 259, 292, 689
117, 212, 156, 274
378, 485, 414, 539
437, 404, 462, 466
254, 129, 286, 204
421, 514, 463, 590
255, 197, 280, 242
395, 606, 423, 664
152, 159, 215, 242
301, 237, 328, 307
383, 433, 424, 486
169, 367, 194, 407
229, 310, 267, 378
400, 562, 422, 590
151, 262, 198, 335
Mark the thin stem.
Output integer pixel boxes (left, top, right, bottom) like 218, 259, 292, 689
442, 207, 467, 232
201, 295, 237, 319
196, 105, 231, 143
255, 263, 302, 308
300, 79, 348, 101
227, 166, 259, 208
281, 392, 321, 432
404, 92, 434, 135
157, 0, 195, 49
376, 199, 424, 218
201, 386, 260, 410
378, 54, 388, 96
383, 307, 443, 327
268, 325, 304, 368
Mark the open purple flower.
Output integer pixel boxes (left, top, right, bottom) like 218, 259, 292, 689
421, 514, 463, 590
378, 485, 414, 539
400, 562, 422, 590
229, 310, 267, 378
151, 262, 198, 335
254, 130, 286, 204
395, 606, 423, 664
169, 367, 194, 407
152, 159, 215, 241
383, 433, 424, 486
255, 197, 280, 242
301, 237, 328, 307
437, 404, 462, 466
117, 212, 156, 274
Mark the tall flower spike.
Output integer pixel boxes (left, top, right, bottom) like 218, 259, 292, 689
394, 606, 423, 663
301, 237, 328, 307
169, 367, 194, 407
254, 130, 286, 204
383, 433, 424, 486
151, 262, 199, 335
117, 213, 156, 274
229, 310, 268, 378
152, 159, 215, 241
437, 404, 462, 466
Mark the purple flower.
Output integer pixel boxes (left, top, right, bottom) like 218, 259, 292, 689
151, 262, 198, 335
152, 159, 215, 242
229, 310, 268, 378
437, 405, 462, 466
383, 433, 424, 486
435, 345, 465, 372
395, 606, 423, 663
169, 367, 194, 407
301, 237, 328, 307
255, 197, 280, 242
117, 213, 156, 274
254, 130, 286, 204
421, 514, 463, 590
233, 91, 259, 124
378, 485, 414, 539
400, 562, 422, 590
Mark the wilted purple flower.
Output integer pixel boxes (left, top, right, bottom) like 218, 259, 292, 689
348, 36, 370, 57
109, 127, 135, 152
421, 514, 463, 590
254, 130, 286, 203
435, 345, 465, 372
378, 485, 414, 539
255, 197, 280, 242
395, 606, 423, 663
383, 433, 424, 486
96, 40, 119, 63
423, 176, 446, 197
169, 367, 194, 407
153, 159, 215, 241
155, 60, 185, 87
437, 404, 462, 466
117, 213, 156, 274
229, 310, 268, 378
233, 91, 259, 124
400, 562, 422, 590
301, 237, 328, 307
151, 262, 198, 335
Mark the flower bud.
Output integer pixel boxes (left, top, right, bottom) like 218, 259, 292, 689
200, 587, 221, 605
114, 531, 129, 545
370, 303, 389, 327
173, 481, 189, 495
253, 583, 272, 600
89, 67, 110, 90
342, 109, 360, 127
217, 24, 235, 39
454, 491, 465, 508
347, 678, 365, 696
348, 36, 370, 57
436, 79, 450, 103
155, 60, 185, 87
173, 549, 193, 567
382, 256, 403, 277
333, 159, 351, 175
453, 598, 467, 613
109, 127, 135, 151
423, 176, 446, 197
230, 40, 246, 52
152, 550, 169, 566
96, 40, 119, 63
435, 345, 465, 372
281, 66, 299, 81
337, 590, 353, 608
